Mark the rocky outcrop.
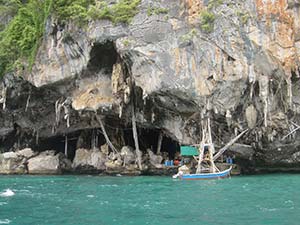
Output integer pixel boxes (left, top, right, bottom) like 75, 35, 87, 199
0, 148, 36, 174
3, 0, 300, 173
72, 147, 107, 172
147, 149, 163, 168
0, 152, 26, 174
120, 146, 135, 166
27, 151, 71, 174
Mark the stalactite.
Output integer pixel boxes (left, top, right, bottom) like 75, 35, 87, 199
1, 86, 7, 110
91, 129, 98, 149
124, 85, 131, 104
118, 105, 123, 118
151, 112, 155, 123
156, 132, 163, 154
225, 110, 232, 128
35, 130, 39, 145
286, 77, 292, 107
62, 100, 70, 128
56, 98, 70, 128
248, 64, 256, 99
55, 99, 62, 125
259, 76, 269, 127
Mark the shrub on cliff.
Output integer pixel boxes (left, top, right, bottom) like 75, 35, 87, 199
53, 0, 141, 25
199, 10, 215, 33
0, 0, 52, 77
88, 0, 141, 24
53, 0, 95, 23
0, 0, 142, 77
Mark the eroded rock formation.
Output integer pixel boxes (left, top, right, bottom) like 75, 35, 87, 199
2, 0, 300, 173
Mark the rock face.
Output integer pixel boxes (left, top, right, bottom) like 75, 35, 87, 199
27, 151, 71, 174
0, 148, 72, 175
2, 0, 300, 173
0, 148, 36, 174
147, 150, 163, 168
0, 152, 26, 174
72, 148, 107, 172
120, 146, 135, 166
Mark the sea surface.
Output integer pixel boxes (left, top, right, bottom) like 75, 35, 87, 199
0, 174, 299, 225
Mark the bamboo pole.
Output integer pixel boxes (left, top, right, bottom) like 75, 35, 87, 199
196, 142, 204, 173
64, 135, 68, 157
207, 117, 212, 144
132, 104, 142, 170
208, 145, 215, 173
213, 129, 248, 161
95, 115, 119, 155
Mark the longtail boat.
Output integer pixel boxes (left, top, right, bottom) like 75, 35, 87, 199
172, 143, 232, 180
173, 166, 232, 180
173, 116, 247, 180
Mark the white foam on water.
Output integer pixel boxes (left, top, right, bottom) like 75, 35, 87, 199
0, 202, 7, 206
0, 219, 11, 224
0, 189, 15, 197
260, 207, 278, 212
87, 195, 94, 198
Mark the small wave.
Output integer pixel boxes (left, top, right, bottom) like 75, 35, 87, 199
87, 195, 94, 198
0, 189, 15, 197
99, 184, 119, 187
100, 201, 109, 205
0, 203, 7, 206
17, 190, 30, 194
0, 219, 11, 224
260, 207, 278, 212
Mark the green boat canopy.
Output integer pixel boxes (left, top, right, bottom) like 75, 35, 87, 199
180, 146, 199, 156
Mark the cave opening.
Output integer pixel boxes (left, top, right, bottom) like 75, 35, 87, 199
35, 129, 106, 161
86, 41, 118, 75
0, 131, 16, 153
34, 125, 180, 161
123, 127, 180, 159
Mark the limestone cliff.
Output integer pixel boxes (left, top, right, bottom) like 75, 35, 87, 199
1, 0, 300, 173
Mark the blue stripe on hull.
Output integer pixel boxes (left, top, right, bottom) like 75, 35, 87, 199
181, 167, 232, 180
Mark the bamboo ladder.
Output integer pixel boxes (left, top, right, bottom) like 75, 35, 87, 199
196, 116, 218, 173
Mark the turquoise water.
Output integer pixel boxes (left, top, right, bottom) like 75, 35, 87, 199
0, 175, 299, 225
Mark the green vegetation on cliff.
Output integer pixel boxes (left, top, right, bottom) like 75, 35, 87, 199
147, 6, 168, 16
0, 0, 52, 77
88, 0, 141, 24
199, 10, 215, 33
0, 0, 141, 77
53, 0, 95, 23
0, 0, 22, 31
